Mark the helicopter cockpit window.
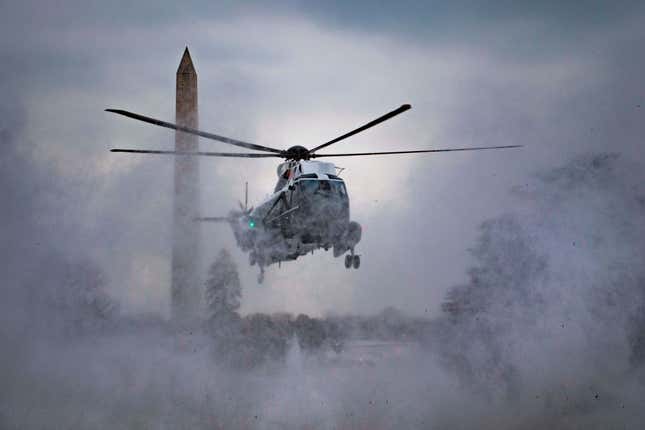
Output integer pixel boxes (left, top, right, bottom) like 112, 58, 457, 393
299, 180, 319, 194
297, 179, 347, 197
319, 180, 331, 192
331, 181, 347, 196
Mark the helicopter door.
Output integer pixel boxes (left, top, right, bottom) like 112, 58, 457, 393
262, 192, 297, 237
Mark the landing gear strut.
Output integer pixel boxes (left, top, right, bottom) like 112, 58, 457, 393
344, 250, 361, 269
258, 266, 265, 283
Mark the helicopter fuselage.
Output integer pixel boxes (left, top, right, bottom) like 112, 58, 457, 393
226, 160, 362, 278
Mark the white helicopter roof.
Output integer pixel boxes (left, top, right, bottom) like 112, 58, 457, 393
297, 160, 336, 176
277, 160, 337, 179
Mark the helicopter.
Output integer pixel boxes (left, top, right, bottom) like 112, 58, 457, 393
107, 104, 521, 282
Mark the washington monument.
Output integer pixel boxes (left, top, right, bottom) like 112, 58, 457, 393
172, 47, 201, 321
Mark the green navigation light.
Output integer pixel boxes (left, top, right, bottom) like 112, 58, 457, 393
248, 219, 256, 229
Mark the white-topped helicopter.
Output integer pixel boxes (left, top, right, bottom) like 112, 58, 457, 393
107, 104, 520, 282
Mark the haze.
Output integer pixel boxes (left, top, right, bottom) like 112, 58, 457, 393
2, 1, 645, 428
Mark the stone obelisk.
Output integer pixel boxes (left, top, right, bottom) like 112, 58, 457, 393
172, 47, 200, 322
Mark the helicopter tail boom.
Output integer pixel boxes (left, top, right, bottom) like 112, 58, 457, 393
194, 216, 231, 222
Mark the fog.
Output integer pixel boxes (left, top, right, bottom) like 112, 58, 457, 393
3, 98, 645, 426
3, 2, 645, 428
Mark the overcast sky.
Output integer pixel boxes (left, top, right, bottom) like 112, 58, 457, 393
2, 1, 644, 316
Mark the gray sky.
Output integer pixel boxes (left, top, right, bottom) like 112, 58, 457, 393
2, 0, 644, 316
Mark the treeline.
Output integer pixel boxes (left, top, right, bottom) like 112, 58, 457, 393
206, 307, 433, 369
205, 312, 342, 368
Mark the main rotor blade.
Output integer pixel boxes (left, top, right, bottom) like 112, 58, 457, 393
105, 109, 284, 154
309, 104, 411, 154
310, 145, 522, 158
110, 149, 280, 158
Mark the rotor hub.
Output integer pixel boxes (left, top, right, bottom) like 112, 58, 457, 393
284, 145, 311, 160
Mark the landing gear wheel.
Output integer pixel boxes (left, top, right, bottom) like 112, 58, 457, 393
344, 255, 352, 269
352, 255, 361, 269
